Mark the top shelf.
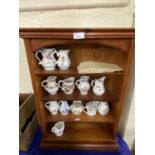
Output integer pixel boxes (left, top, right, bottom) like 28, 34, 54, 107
34, 68, 125, 76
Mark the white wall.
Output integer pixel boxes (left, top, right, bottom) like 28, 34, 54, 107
19, 0, 135, 150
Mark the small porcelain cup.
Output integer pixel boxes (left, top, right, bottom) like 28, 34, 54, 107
35, 48, 57, 70
51, 121, 65, 136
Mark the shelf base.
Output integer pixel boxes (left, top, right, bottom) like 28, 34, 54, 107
40, 140, 119, 151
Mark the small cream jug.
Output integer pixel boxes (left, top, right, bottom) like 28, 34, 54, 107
41, 76, 59, 95
59, 101, 70, 115
45, 101, 59, 115
51, 121, 65, 136
58, 77, 75, 95
98, 101, 109, 116
35, 48, 57, 70
76, 76, 90, 95
84, 101, 98, 116
70, 101, 83, 115
55, 49, 71, 70
91, 77, 106, 96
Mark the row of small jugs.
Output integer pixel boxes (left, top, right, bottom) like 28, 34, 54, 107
41, 76, 106, 96
45, 100, 109, 116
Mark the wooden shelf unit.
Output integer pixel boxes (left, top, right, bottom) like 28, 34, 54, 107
20, 28, 134, 151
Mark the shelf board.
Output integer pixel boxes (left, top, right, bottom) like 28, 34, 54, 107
34, 68, 125, 76
44, 123, 115, 143
40, 141, 119, 151
42, 90, 118, 101
45, 112, 115, 123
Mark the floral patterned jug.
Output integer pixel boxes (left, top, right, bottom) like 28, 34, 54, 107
91, 77, 106, 96
59, 101, 70, 115
35, 48, 57, 70
55, 49, 71, 70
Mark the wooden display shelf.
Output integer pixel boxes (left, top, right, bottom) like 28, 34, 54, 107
45, 112, 115, 123
20, 28, 134, 151
34, 68, 125, 76
42, 90, 118, 102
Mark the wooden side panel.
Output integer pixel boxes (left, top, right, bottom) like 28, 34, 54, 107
23, 39, 46, 136
112, 39, 135, 133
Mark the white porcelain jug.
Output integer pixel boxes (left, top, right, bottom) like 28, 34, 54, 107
58, 77, 75, 95
76, 76, 90, 95
98, 101, 109, 116
51, 121, 65, 136
45, 101, 59, 115
59, 101, 70, 115
91, 77, 106, 96
70, 101, 83, 115
35, 48, 57, 70
83, 101, 98, 116
55, 49, 71, 70
41, 76, 59, 95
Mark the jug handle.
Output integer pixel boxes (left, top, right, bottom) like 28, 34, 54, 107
70, 104, 73, 110
83, 107, 88, 114
58, 100, 62, 105
45, 101, 50, 109
51, 49, 59, 62
51, 126, 56, 133
41, 80, 47, 88
75, 79, 80, 86
91, 80, 95, 87
35, 49, 42, 64
58, 80, 64, 89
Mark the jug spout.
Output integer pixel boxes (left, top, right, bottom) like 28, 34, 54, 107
99, 77, 106, 82
59, 49, 70, 54
67, 77, 75, 81
65, 49, 70, 54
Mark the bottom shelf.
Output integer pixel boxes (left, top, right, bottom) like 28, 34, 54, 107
40, 123, 118, 151
40, 141, 119, 151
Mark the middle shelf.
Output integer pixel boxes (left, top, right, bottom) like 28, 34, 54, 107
34, 68, 125, 76
44, 112, 115, 123
41, 90, 119, 102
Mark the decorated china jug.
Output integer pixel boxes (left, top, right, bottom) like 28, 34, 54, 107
76, 76, 90, 95
59, 101, 70, 115
58, 77, 75, 95
55, 49, 71, 70
91, 77, 106, 96
98, 101, 109, 116
45, 101, 59, 115
83, 101, 99, 116
41, 76, 59, 95
35, 48, 57, 70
